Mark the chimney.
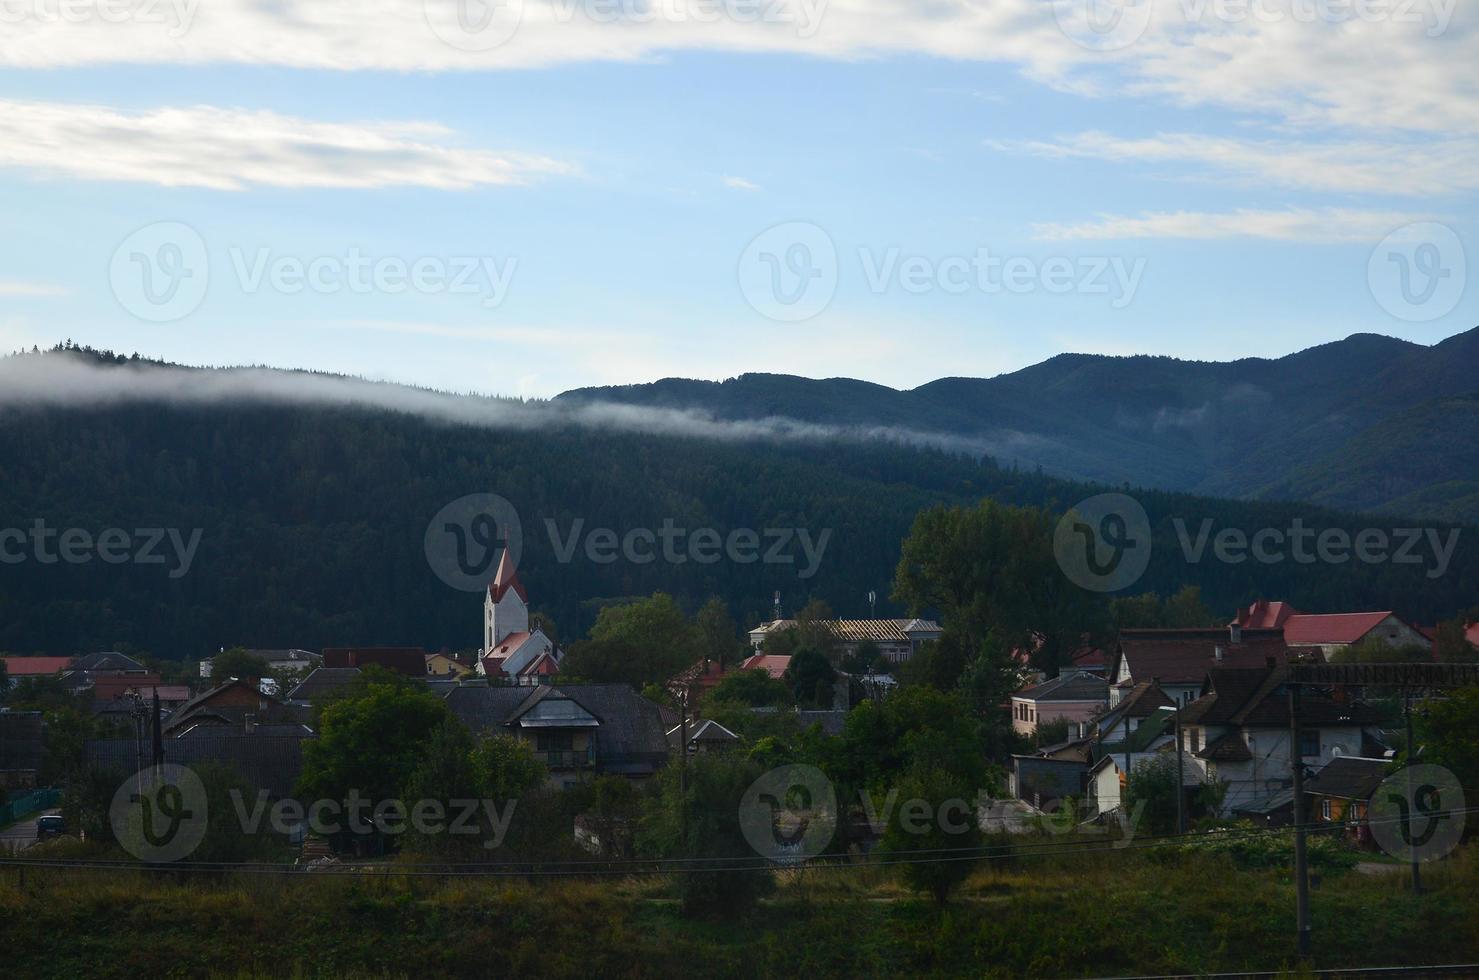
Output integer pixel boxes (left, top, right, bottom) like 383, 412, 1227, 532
1229, 623, 1242, 645
1214, 645, 1225, 663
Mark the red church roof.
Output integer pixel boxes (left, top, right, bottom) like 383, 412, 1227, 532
488, 547, 527, 603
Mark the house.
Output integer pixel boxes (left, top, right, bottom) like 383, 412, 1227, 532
1179, 664, 1384, 815
285, 667, 364, 705
0, 656, 74, 688
738, 653, 790, 679
89, 674, 164, 703
72, 651, 149, 674
1306, 755, 1390, 843
668, 718, 740, 753
163, 678, 307, 736
443, 683, 670, 789
1232, 600, 1431, 656
1086, 703, 1196, 817
200, 649, 322, 679
1093, 680, 1176, 745
1110, 626, 1292, 706
1008, 754, 1088, 810
322, 647, 428, 676
747, 617, 942, 663
478, 550, 560, 684
667, 659, 726, 702
425, 652, 472, 678
1010, 672, 1109, 737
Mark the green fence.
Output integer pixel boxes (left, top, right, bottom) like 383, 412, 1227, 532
0, 788, 60, 825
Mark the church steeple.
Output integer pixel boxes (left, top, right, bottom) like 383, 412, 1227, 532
484, 545, 529, 654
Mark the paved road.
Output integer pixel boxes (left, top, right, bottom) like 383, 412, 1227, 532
0, 807, 60, 851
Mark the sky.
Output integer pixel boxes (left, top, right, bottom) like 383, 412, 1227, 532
0, 0, 1474, 399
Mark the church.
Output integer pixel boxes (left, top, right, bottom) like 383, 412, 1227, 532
478, 549, 561, 684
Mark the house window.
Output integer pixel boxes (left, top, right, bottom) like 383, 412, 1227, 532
536, 732, 574, 752
1300, 730, 1320, 758
1320, 799, 1332, 821
1188, 729, 1200, 753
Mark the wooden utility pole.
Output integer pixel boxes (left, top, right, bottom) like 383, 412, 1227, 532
1288, 685, 1311, 956
1405, 689, 1422, 895
1174, 704, 1186, 835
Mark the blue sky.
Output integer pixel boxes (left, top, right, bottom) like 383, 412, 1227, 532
0, 0, 1474, 397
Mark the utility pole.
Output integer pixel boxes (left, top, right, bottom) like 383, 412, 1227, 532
1405, 688, 1422, 895
1289, 685, 1311, 956
678, 682, 690, 846
1175, 704, 1186, 835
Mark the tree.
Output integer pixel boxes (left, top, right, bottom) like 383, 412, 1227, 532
877, 765, 982, 906
784, 648, 837, 708
1433, 617, 1478, 662
835, 686, 991, 793
210, 647, 272, 682
298, 683, 450, 830
561, 593, 699, 688
639, 752, 774, 918
841, 639, 884, 675
1123, 755, 1180, 836
1412, 688, 1479, 796
695, 597, 745, 668
706, 668, 790, 708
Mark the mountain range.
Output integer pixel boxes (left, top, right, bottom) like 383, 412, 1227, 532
559, 327, 1479, 524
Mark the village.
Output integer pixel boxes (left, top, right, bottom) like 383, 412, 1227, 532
4, 542, 1474, 872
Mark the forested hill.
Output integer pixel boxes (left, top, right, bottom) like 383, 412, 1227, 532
559, 327, 1479, 524
0, 348, 1473, 660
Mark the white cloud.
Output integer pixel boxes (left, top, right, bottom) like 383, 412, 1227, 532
0, 1, 1473, 135
0, 280, 67, 296
1032, 207, 1429, 243
722, 175, 761, 191
0, 99, 576, 191
990, 131, 1479, 197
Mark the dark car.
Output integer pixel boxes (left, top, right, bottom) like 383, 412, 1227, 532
35, 815, 65, 840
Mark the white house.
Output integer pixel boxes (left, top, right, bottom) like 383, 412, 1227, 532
478, 550, 559, 685
1179, 664, 1383, 816
747, 617, 942, 663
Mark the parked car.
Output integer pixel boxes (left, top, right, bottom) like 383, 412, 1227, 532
35, 814, 65, 840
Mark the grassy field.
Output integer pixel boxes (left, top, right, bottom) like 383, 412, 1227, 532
2, 843, 1476, 978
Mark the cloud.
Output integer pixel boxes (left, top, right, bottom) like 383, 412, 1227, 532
990, 131, 1479, 197
0, 99, 576, 191
0, 351, 1019, 459
0, 1, 1473, 136
0, 280, 67, 297
1032, 207, 1430, 243
722, 175, 761, 191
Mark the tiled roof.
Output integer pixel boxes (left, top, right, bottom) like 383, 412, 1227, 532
1307, 756, 1390, 801
73, 652, 147, 673
322, 648, 427, 676
1114, 628, 1290, 685
1282, 612, 1397, 646
443, 683, 671, 772
1, 656, 74, 676
1016, 672, 1109, 703
286, 667, 362, 702
751, 619, 942, 643
738, 654, 790, 679
1196, 731, 1253, 762
1180, 665, 1384, 728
